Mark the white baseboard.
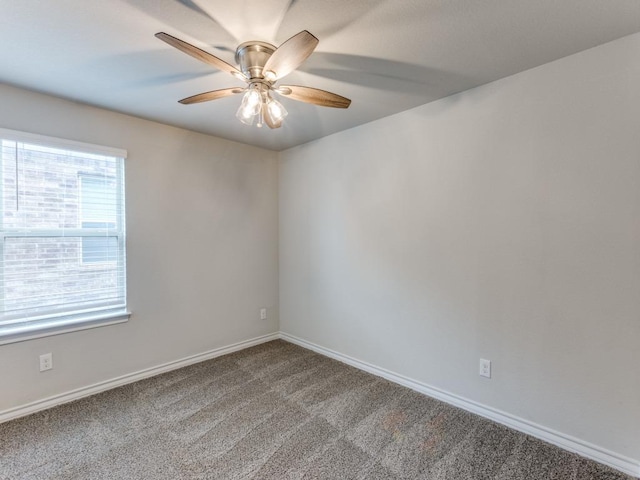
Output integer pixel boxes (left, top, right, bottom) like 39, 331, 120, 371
0, 332, 279, 424
280, 332, 640, 478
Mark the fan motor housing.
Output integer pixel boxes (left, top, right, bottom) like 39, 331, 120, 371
235, 41, 276, 80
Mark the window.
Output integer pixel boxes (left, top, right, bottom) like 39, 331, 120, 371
0, 128, 129, 344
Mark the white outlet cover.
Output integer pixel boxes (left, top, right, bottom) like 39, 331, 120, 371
39, 353, 53, 372
260, 308, 267, 320
479, 358, 491, 378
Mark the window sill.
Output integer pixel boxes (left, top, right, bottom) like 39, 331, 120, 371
0, 310, 131, 346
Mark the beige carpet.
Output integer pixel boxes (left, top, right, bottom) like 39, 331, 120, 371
0, 340, 634, 479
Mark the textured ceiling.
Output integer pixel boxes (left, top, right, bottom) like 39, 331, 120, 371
1, 0, 640, 151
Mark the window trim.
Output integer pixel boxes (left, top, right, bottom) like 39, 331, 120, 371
0, 310, 130, 346
0, 128, 127, 159
0, 128, 129, 345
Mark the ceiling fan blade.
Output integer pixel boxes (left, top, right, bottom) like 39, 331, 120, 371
156, 32, 246, 81
263, 30, 318, 80
179, 87, 244, 104
277, 85, 351, 108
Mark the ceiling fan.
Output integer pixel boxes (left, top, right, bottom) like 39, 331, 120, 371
155, 30, 351, 129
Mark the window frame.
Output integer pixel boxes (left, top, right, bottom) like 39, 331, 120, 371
0, 128, 130, 345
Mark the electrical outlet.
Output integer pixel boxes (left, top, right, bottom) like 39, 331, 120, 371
479, 358, 491, 378
260, 308, 267, 320
40, 353, 53, 372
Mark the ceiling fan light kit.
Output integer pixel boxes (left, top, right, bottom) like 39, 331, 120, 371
236, 82, 288, 128
156, 30, 351, 129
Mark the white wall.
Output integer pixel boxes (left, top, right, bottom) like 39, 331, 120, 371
0, 83, 279, 411
279, 32, 640, 462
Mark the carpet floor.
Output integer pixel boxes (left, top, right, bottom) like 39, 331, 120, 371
0, 340, 634, 479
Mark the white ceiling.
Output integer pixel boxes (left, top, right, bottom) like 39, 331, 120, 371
1, 0, 640, 151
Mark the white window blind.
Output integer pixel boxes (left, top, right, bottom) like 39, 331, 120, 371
0, 129, 128, 339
